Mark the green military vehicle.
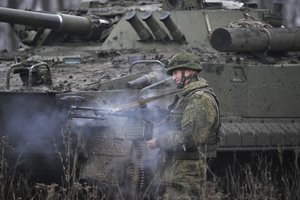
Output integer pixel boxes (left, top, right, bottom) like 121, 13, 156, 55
0, 0, 299, 199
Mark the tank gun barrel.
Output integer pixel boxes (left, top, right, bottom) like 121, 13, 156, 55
210, 27, 300, 52
0, 7, 109, 37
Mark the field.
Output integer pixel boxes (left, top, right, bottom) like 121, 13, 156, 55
1, 130, 300, 200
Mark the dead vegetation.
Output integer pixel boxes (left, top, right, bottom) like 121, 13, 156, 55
1, 132, 300, 199
219, 152, 300, 200
0, 126, 113, 200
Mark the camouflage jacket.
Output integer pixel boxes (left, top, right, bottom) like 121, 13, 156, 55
156, 76, 219, 158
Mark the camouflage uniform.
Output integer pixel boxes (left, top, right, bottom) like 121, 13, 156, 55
155, 53, 219, 200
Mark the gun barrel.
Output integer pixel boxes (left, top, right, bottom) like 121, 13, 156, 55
0, 7, 93, 35
71, 105, 112, 112
210, 27, 300, 52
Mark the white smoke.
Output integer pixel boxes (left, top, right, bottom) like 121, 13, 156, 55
0, 0, 22, 50
244, 0, 300, 28
1, 95, 66, 153
206, 0, 244, 9
285, 0, 300, 28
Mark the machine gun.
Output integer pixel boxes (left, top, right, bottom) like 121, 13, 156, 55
70, 89, 178, 119
69, 90, 178, 140
70, 105, 154, 141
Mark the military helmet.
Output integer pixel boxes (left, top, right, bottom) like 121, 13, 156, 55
166, 52, 202, 75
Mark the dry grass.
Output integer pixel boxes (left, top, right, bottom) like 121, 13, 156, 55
1, 131, 300, 199
220, 152, 300, 200
0, 125, 110, 200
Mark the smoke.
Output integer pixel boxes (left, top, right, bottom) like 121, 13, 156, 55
284, 0, 300, 28
69, 83, 175, 179
0, 0, 22, 50
5, 0, 81, 12
0, 94, 67, 153
246, 0, 273, 9
0, 66, 174, 188
0, 23, 23, 51
246, 0, 300, 28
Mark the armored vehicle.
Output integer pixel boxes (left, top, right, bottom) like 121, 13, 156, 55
0, 0, 299, 199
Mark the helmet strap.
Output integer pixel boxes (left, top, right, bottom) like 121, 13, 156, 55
178, 70, 186, 89
178, 70, 198, 89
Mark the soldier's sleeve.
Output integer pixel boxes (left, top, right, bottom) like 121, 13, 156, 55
156, 92, 217, 151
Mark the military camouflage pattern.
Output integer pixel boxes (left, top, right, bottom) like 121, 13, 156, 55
155, 76, 219, 199
166, 52, 202, 75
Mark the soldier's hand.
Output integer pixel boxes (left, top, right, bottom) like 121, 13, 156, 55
145, 138, 157, 149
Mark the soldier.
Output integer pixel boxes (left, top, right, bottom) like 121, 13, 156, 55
145, 52, 220, 199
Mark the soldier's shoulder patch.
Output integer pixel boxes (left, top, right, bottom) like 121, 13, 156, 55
190, 90, 204, 99
195, 90, 205, 95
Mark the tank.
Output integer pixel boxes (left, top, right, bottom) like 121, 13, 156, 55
0, 0, 300, 199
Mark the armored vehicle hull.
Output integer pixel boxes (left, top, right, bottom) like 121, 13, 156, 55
0, 0, 300, 199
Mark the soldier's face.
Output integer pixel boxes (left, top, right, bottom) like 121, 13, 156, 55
172, 69, 193, 86
172, 70, 182, 85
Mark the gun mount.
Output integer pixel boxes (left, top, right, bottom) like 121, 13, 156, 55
70, 105, 154, 140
